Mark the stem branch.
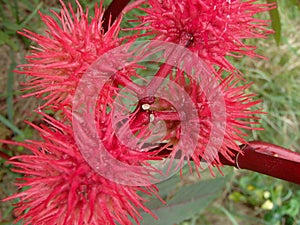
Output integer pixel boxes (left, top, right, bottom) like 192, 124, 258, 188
103, 0, 131, 32
221, 141, 300, 185
114, 73, 144, 95
154, 141, 300, 185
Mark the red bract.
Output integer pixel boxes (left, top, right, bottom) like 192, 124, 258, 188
2, 114, 158, 225
134, 0, 274, 73
17, 1, 121, 108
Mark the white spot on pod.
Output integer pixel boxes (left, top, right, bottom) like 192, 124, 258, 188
142, 103, 151, 110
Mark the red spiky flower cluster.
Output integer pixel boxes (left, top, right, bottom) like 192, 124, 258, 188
2, 0, 275, 224
135, 0, 274, 72
3, 114, 158, 225
18, 1, 121, 108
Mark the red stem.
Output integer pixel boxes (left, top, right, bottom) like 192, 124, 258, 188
144, 63, 173, 97
103, 0, 131, 32
154, 141, 300, 185
143, 44, 184, 98
219, 141, 300, 185
114, 73, 144, 95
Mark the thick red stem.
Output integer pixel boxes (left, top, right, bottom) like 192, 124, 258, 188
144, 63, 173, 97
219, 141, 300, 185
103, 0, 131, 32
143, 44, 184, 98
236, 141, 300, 184
114, 73, 144, 95
153, 141, 300, 185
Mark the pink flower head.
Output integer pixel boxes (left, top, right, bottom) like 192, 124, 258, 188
3, 114, 159, 225
17, 1, 122, 108
134, 0, 275, 72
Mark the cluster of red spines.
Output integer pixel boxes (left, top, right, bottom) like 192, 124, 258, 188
3, 114, 157, 225
17, 1, 121, 108
135, 0, 274, 72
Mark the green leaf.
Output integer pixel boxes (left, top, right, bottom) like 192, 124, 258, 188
281, 199, 300, 218
218, 206, 239, 225
267, 0, 282, 45
19, 2, 43, 27
0, 31, 18, 51
0, 114, 24, 138
139, 176, 227, 225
